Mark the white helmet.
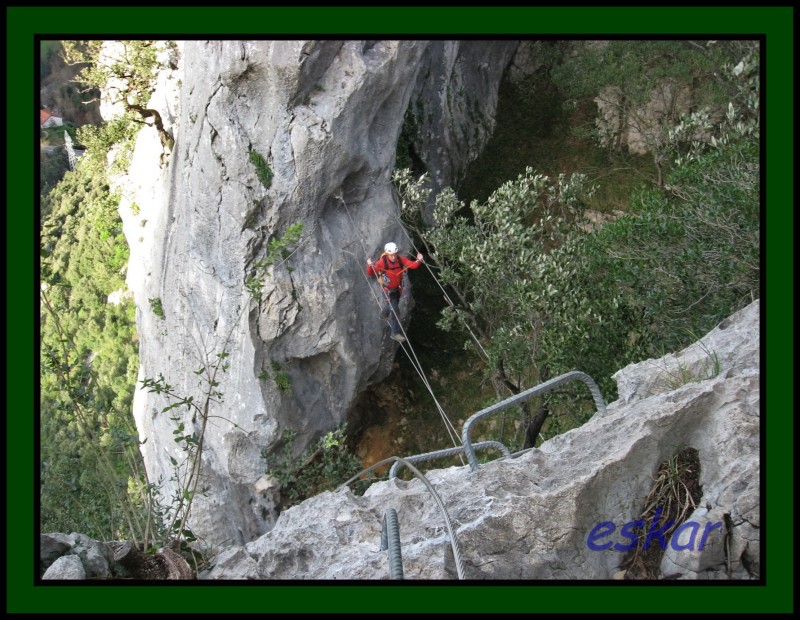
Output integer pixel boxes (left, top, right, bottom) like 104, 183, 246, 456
384, 242, 399, 254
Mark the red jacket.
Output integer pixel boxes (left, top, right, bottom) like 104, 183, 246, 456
367, 254, 421, 290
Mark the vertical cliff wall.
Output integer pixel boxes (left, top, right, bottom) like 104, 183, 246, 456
405, 40, 519, 191
116, 40, 518, 546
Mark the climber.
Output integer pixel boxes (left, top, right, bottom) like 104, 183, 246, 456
366, 242, 423, 343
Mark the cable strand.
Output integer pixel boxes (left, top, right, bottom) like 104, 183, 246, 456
339, 195, 461, 450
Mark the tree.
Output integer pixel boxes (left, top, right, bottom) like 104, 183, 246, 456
396, 167, 599, 445
550, 40, 737, 188
40, 146, 70, 195
395, 40, 760, 447
596, 40, 760, 352
62, 40, 175, 159
40, 162, 145, 542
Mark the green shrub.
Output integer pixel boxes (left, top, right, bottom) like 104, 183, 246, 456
271, 361, 291, 394
264, 427, 362, 509
149, 297, 165, 319
249, 150, 273, 189
40, 163, 142, 541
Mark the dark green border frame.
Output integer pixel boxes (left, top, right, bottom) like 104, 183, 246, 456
9, 4, 792, 615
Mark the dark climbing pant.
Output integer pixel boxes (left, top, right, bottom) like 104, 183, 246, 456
381, 289, 402, 336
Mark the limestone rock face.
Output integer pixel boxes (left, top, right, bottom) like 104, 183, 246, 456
201, 301, 760, 579
116, 41, 519, 547
405, 41, 519, 192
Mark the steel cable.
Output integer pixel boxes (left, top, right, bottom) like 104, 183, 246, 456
393, 215, 491, 362
341, 455, 466, 580
339, 194, 461, 449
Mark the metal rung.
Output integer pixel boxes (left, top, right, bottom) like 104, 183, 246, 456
388, 441, 512, 479
462, 371, 606, 472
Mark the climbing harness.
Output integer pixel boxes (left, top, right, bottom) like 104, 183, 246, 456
369, 251, 421, 300
338, 194, 461, 449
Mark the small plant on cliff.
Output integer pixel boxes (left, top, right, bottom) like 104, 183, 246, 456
270, 361, 292, 394
257, 361, 292, 394
263, 426, 362, 509
245, 222, 303, 303
653, 329, 721, 391
248, 149, 273, 190
148, 297, 165, 319
140, 346, 238, 557
134, 223, 303, 551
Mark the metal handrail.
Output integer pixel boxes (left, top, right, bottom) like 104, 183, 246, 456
462, 371, 606, 472
388, 441, 512, 479
341, 456, 466, 579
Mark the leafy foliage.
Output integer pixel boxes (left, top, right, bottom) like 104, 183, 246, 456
63, 40, 175, 166
397, 167, 596, 387
41, 45, 147, 542
248, 149, 273, 190
77, 115, 141, 175
395, 40, 760, 443
40, 40, 63, 78
264, 427, 363, 509
245, 221, 304, 303
40, 41, 103, 126
40, 146, 70, 196
552, 41, 726, 109
270, 361, 292, 394
138, 359, 232, 550
549, 40, 748, 187
40, 162, 144, 541
397, 166, 603, 444
39, 48, 169, 541
149, 297, 165, 319
63, 41, 162, 111
133, 221, 304, 548
584, 44, 760, 361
